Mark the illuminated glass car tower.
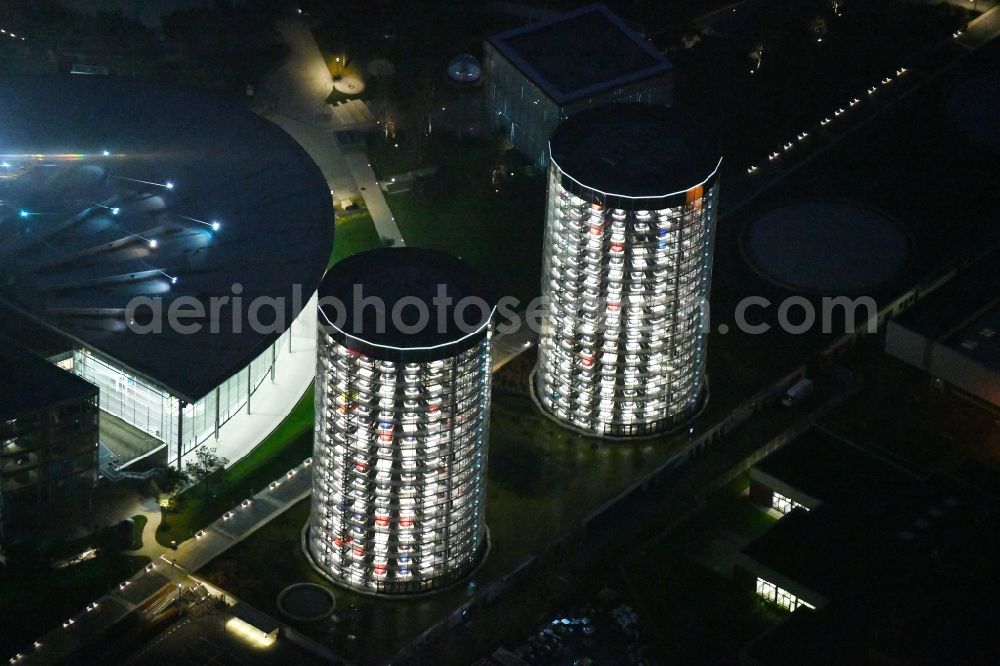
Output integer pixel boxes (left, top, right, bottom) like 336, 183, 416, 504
534, 104, 722, 438
307, 248, 495, 595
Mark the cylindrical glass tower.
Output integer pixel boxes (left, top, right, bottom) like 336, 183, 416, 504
534, 104, 722, 438
307, 248, 495, 595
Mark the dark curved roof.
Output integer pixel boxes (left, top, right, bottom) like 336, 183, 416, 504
549, 104, 721, 203
318, 248, 495, 362
0, 75, 333, 402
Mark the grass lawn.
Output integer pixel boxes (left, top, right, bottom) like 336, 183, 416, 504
330, 212, 381, 268
366, 131, 427, 179
367, 130, 547, 303
156, 386, 316, 547
196, 386, 704, 664
199, 500, 324, 609
386, 176, 546, 305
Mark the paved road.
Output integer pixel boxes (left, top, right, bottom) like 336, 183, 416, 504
261, 19, 404, 246
724, 5, 1000, 217
264, 111, 357, 202
262, 20, 334, 122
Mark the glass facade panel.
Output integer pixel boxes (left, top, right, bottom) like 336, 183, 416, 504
771, 491, 808, 515
483, 42, 671, 168
72, 319, 296, 467
535, 168, 719, 437
73, 350, 174, 445
755, 577, 815, 612
309, 334, 493, 595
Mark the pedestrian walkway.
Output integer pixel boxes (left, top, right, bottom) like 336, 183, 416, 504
330, 99, 376, 129
958, 5, 1000, 48
343, 152, 405, 246
212, 293, 318, 467
262, 18, 404, 247
20, 458, 314, 664
124, 496, 168, 561
263, 20, 334, 123
266, 110, 357, 202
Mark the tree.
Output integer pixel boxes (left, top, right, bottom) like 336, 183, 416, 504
185, 445, 229, 490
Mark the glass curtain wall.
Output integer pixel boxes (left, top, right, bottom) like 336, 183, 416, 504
73, 349, 175, 443
75, 324, 292, 465
536, 169, 719, 437
175, 325, 292, 461
309, 335, 493, 595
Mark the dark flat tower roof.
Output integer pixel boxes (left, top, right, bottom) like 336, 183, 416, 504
0, 75, 333, 403
549, 103, 721, 202
0, 341, 97, 418
318, 248, 495, 362
487, 3, 672, 105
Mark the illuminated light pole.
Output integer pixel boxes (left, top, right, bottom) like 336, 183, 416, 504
114, 176, 175, 190
133, 234, 158, 249
534, 104, 722, 438
173, 213, 221, 231
77, 201, 121, 215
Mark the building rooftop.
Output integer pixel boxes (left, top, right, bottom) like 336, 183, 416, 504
753, 427, 923, 505
0, 340, 97, 418
487, 3, 672, 106
0, 75, 333, 403
549, 104, 721, 200
318, 248, 495, 362
745, 471, 993, 595
893, 247, 1000, 371
742, 473, 998, 665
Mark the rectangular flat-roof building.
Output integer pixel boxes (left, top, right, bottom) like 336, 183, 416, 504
484, 3, 673, 167
738, 475, 997, 665
1, 341, 98, 545
738, 430, 999, 664
749, 427, 921, 515
886, 249, 1000, 410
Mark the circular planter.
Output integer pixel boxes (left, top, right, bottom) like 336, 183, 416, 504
277, 583, 336, 622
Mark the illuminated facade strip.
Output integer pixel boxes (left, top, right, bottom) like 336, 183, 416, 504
755, 577, 816, 612
318, 306, 497, 353
549, 152, 724, 202
771, 491, 808, 515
